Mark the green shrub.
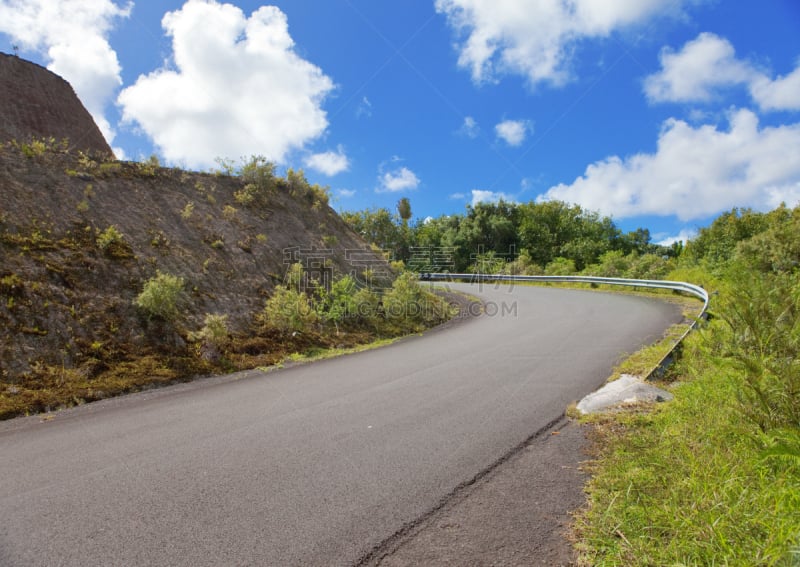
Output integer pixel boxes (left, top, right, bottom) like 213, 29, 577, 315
263, 287, 318, 333
96, 225, 125, 251
213, 157, 236, 176
190, 313, 230, 359
240, 155, 275, 188
352, 287, 382, 327
137, 154, 160, 177
316, 275, 358, 332
135, 271, 186, 321
235, 155, 275, 207
382, 271, 449, 330
20, 139, 47, 158
97, 162, 122, 176
544, 257, 577, 275
309, 183, 330, 208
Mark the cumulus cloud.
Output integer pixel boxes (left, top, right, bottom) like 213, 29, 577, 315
304, 146, 349, 176
472, 189, 514, 206
750, 63, 800, 112
435, 0, 691, 86
540, 109, 800, 221
644, 33, 800, 112
0, 0, 131, 145
459, 116, 480, 138
495, 119, 530, 146
117, 0, 334, 169
336, 188, 356, 198
644, 33, 754, 103
378, 166, 420, 193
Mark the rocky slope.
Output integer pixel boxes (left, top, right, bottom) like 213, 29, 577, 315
0, 53, 113, 156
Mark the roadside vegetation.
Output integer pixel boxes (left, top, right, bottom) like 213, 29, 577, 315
574, 206, 800, 565
347, 199, 800, 564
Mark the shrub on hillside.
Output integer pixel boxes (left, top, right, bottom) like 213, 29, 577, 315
382, 271, 449, 331
235, 155, 275, 207
190, 313, 230, 362
96, 225, 130, 258
315, 274, 358, 333
135, 271, 186, 321
263, 287, 318, 333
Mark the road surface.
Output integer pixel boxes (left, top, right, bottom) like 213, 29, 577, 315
0, 283, 683, 566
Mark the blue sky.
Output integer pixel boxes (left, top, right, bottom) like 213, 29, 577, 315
2, 1, 799, 243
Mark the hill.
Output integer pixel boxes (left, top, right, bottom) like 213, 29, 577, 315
0, 53, 113, 156
0, 142, 396, 417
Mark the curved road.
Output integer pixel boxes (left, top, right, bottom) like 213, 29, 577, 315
0, 284, 682, 566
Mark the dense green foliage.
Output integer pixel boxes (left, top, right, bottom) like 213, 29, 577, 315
579, 204, 800, 565
343, 199, 675, 275
262, 263, 451, 336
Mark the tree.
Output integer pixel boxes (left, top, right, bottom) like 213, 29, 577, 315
397, 198, 412, 227
341, 208, 403, 254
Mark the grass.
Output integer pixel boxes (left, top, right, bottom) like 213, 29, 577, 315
608, 294, 700, 382
275, 337, 404, 367
575, 330, 800, 566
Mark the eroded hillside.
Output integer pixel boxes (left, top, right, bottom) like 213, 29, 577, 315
0, 142, 394, 416
0, 53, 113, 156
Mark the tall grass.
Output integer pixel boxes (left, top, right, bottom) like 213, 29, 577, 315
577, 329, 800, 565
578, 262, 800, 564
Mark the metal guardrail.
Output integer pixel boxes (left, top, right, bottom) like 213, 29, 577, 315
420, 272, 709, 380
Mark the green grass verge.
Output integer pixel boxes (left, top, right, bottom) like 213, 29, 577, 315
575, 330, 800, 565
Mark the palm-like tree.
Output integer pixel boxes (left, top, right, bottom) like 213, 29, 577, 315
397, 197, 412, 227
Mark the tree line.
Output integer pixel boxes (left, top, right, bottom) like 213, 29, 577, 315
342, 199, 680, 278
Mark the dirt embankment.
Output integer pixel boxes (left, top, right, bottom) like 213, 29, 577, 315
0, 144, 390, 416
0, 53, 113, 157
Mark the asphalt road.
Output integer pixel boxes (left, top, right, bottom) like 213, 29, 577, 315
0, 283, 683, 566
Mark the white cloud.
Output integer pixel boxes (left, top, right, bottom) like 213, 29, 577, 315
645, 33, 800, 112
304, 146, 349, 176
540, 109, 800, 221
750, 63, 800, 112
471, 189, 513, 206
656, 228, 697, 246
336, 188, 356, 198
378, 166, 420, 193
435, 0, 691, 87
449, 192, 466, 200
495, 119, 530, 146
0, 0, 131, 145
644, 33, 755, 103
117, 0, 334, 169
459, 116, 479, 138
